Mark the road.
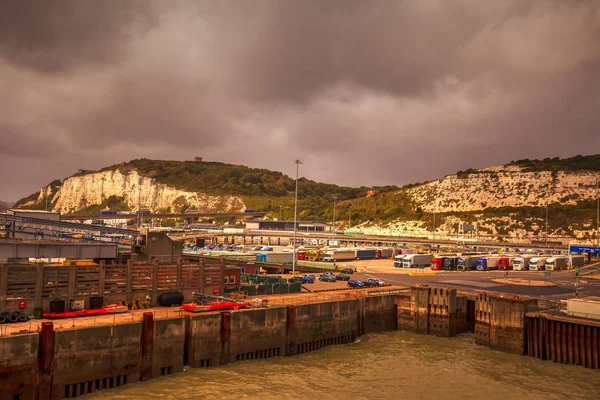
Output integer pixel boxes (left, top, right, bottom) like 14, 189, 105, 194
295, 259, 600, 300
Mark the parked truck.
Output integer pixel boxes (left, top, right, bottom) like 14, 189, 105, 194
442, 256, 459, 271
569, 255, 585, 268
376, 248, 394, 259
513, 255, 534, 271
430, 257, 443, 270
394, 255, 406, 268
403, 254, 433, 268
529, 257, 548, 271
457, 256, 479, 271
545, 256, 568, 271
497, 256, 515, 270
355, 249, 377, 260
476, 256, 500, 271
322, 250, 356, 262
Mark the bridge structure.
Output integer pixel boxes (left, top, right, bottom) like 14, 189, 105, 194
0, 213, 137, 243
60, 211, 267, 221
0, 240, 119, 260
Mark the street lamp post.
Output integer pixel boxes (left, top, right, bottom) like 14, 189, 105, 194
332, 196, 338, 239
292, 159, 303, 274
545, 202, 549, 246
44, 188, 48, 211
596, 178, 599, 247
100, 176, 105, 209
348, 204, 352, 231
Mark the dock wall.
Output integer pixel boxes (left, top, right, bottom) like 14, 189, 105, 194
2, 287, 600, 400
526, 314, 600, 368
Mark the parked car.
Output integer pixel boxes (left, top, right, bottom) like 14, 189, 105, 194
288, 276, 304, 284
363, 278, 385, 287
319, 274, 337, 282
335, 273, 351, 281
303, 274, 315, 284
347, 280, 365, 288
341, 268, 354, 274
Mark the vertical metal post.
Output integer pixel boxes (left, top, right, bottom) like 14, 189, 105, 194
545, 202, 549, 246
596, 178, 600, 247
348, 204, 352, 230
44, 187, 49, 211
332, 196, 337, 240
292, 159, 302, 274
100, 175, 105, 209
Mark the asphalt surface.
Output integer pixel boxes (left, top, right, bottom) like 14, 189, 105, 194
295, 260, 600, 300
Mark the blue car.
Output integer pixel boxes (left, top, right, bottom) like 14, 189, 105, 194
302, 274, 315, 284
347, 280, 365, 288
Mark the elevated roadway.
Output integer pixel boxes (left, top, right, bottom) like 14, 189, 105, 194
61, 211, 267, 221
0, 240, 119, 260
1, 213, 137, 240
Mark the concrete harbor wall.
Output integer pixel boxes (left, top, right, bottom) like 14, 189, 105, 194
2, 287, 600, 400
526, 314, 600, 368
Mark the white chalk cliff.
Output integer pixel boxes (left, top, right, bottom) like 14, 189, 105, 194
24, 170, 245, 214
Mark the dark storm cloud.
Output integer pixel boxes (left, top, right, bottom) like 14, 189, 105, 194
1, 0, 599, 200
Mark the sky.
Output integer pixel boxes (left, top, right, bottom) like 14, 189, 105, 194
1, 0, 600, 201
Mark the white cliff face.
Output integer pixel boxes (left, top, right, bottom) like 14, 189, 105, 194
405, 166, 600, 212
29, 170, 245, 214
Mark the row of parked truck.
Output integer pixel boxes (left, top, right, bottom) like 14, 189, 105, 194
256, 248, 397, 263
394, 253, 586, 271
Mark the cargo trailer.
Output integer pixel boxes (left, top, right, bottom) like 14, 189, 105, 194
356, 249, 377, 260
322, 250, 356, 262
376, 248, 394, 259
403, 254, 433, 268
457, 256, 479, 271
569, 255, 585, 268
545, 256, 568, 271
476, 257, 499, 271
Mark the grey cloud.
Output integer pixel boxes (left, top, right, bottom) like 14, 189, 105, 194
0, 0, 599, 200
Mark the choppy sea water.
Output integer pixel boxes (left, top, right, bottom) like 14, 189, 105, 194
89, 331, 599, 400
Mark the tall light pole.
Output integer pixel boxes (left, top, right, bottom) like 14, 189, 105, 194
100, 176, 105, 209
332, 196, 338, 239
137, 186, 142, 229
292, 159, 303, 274
545, 202, 549, 246
348, 204, 352, 230
44, 188, 48, 211
596, 177, 599, 247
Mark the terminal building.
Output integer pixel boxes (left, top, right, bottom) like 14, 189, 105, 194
245, 219, 332, 232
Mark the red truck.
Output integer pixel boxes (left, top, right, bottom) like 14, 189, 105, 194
497, 257, 513, 270
430, 257, 443, 271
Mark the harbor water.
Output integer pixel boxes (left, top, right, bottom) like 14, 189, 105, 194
88, 331, 599, 400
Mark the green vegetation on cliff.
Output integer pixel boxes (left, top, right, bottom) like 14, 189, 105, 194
509, 154, 600, 172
